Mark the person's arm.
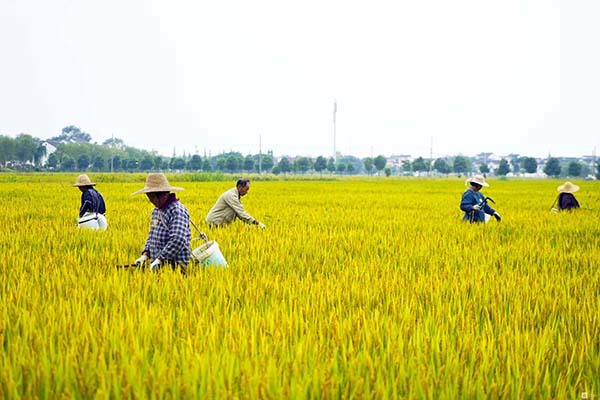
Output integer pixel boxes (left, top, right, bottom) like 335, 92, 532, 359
460, 190, 477, 213
79, 191, 93, 217
223, 190, 256, 224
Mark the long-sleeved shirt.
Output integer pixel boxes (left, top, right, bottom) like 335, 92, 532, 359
205, 187, 256, 226
558, 193, 580, 210
79, 188, 106, 217
143, 194, 191, 265
460, 188, 496, 222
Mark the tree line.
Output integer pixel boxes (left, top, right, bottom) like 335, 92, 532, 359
1, 126, 598, 178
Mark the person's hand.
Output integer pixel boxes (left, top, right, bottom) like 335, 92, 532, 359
493, 212, 501, 222
134, 254, 148, 265
258, 222, 266, 229
472, 205, 481, 211
150, 258, 162, 270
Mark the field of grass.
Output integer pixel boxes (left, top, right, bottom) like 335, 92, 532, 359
1, 174, 599, 398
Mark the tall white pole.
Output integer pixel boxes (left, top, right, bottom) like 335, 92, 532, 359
258, 134, 262, 174
333, 99, 337, 163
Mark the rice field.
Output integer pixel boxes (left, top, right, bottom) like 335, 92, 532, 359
1, 173, 599, 399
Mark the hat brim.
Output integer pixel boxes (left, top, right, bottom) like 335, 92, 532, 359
131, 186, 184, 195
557, 184, 579, 193
470, 181, 489, 187
73, 183, 96, 187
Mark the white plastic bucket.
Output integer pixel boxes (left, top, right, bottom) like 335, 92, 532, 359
78, 213, 108, 231
192, 240, 228, 267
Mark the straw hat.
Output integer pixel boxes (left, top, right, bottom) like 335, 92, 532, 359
557, 181, 579, 193
73, 174, 96, 187
131, 173, 183, 195
465, 174, 489, 187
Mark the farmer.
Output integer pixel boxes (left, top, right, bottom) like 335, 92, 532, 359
73, 174, 108, 230
131, 173, 191, 271
205, 178, 266, 228
555, 181, 580, 211
460, 175, 501, 223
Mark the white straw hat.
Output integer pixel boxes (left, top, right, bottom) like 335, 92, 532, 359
131, 173, 184, 195
73, 174, 96, 187
557, 181, 579, 193
465, 174, 489, 187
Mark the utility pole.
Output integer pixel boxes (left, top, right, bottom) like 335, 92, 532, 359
258, 135, 262, 174
110, 134, 114, 173
333, 99, 337, 163
429, 136, 433, 176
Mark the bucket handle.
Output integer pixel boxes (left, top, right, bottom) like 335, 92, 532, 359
190, 219, 208, 242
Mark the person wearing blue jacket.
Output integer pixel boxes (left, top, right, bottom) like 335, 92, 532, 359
460, 175, 501, 223
73, 174, 108, 230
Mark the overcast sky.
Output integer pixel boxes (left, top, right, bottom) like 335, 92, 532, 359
1, 0, 599, 159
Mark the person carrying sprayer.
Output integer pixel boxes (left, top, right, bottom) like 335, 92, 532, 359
460, 175, 501, 223
552, 181, 581, 212
73, 174, 108, 230
205, 179, 266, 229
131, 173, 192, 271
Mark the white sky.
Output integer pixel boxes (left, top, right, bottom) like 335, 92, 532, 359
1, 0, 599, 159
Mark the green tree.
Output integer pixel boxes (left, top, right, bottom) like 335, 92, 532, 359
296, 157, 312, 174
77, 154, 90, 170
374, 155, 387, 175
453, 156, 469, 175
336, 163, 347, 174
433, 158, 451, 174
0, 135, 16, 166
363, 157, 374, 175
34, 144, 47, 167
277, 157, 291, 174
243, 155, 255, 172
479, 164, 490, 174
384, 167, 391, 177
543, 157, 561, 177
496, 159, 510, 176
53, 125, 92, 143
412, 157, 427, 173
15, 134, 37, 163
92, 156, 105, 171
226, 155, 240, 172
170, 157, 185, 170
346, 163, 355, 174
258, 154, 274, 173
61, 155, 75, 171
140, 155, 154, 171
153, 156, 164, 170
326, 157, 336, 173
567, 161, 582, 177
189, 154, 202, 170
202, 158, 212, 172
47, 153, 59, 169
314, 156, 327, 174
522, 157, 538, 173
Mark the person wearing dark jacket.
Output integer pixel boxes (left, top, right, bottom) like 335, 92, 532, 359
73, 174, 108, 230
556, 181, 581, 211
460, 175, 501, 223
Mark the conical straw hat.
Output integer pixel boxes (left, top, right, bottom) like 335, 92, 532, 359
557, 181, 579, 193
73, 174, 96, 187
131, 173, 183, 195
465, 174, 489, 187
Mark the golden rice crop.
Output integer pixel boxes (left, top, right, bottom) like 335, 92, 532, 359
1, 174, 599, 399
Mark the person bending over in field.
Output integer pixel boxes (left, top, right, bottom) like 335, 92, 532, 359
132, 173, 191, 271
553, 181, 581, 212
205, 179, 266, 229
73, 174, 108, 230
460, 175, 501, 223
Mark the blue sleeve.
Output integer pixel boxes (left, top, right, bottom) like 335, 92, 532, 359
79, 191, 93, 217
483, 202, 496, 215
460, 190, 476, 213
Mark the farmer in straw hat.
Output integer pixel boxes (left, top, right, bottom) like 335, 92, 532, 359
554, 181, 580, 211
205, 178, 266, 229
73, 174, 108, 230
460, 175, 501, 223
132, 173, 191, 271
